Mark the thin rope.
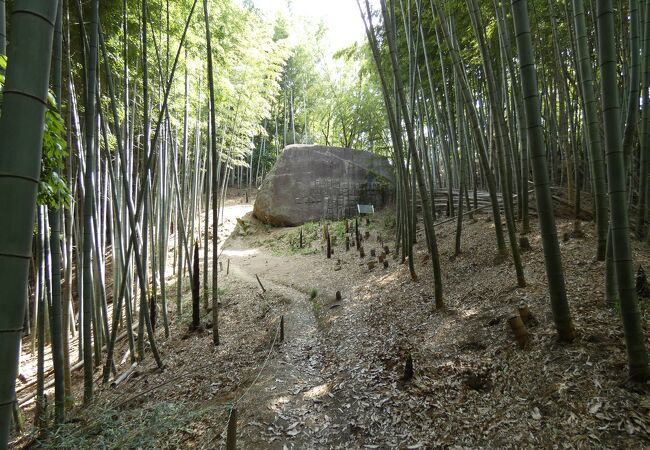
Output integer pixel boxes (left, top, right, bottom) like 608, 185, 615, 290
216, 322, 281, 442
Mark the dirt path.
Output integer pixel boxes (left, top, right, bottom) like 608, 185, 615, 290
219, 204, 355, 448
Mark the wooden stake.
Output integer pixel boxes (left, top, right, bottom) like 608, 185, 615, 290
345, 236, 350, 251
355, 218, 360, 249
226, 407, 237, 450
280, 316, 284, 342
299, 228, 303, 249
255, 274, 266, 293
326, 225, 331, 259
336, 291, 342, 301
227, 259, 230, 275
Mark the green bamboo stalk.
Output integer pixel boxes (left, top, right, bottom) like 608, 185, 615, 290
637, 0, 650, 236
380, 0, 444, 307
35, 208, 46, 429
467, 0, 526, 288
0, 0, 5, 56
0, 1, 58, 446
597, 0, 650, 381
511, 0, 576, 341
571, 0, 609, 259
203, 0, 220, 346
81, 0, 99, 404
49, 0, 65, 425
431, 0, 508, 258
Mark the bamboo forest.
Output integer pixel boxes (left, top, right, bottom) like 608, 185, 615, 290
4, 0, 650, 447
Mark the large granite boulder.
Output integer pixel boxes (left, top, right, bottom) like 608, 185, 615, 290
254, 145, 394, 226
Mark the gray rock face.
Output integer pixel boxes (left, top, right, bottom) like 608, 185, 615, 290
254, 145, 394, 226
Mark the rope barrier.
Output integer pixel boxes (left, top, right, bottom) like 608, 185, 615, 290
216, 322, 281, 443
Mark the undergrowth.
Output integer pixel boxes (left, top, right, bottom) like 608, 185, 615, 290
264, 219, 354, 256
38, 401, 221, 450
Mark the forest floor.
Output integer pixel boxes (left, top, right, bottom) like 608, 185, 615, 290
13, 191, 650, 449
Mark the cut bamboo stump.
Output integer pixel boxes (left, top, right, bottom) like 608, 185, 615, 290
403, 354, 414, 381
336, 291, 342, 301
508, 316, 529, 348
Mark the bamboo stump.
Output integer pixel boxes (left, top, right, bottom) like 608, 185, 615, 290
508, 316, 529, 348
403, 354, 414, 381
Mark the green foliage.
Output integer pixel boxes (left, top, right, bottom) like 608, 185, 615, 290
39, 107, 70, 208
39, 402, 217, 449
261, 221, 325, 256
383, 213, 396, 230
99, 0, 288, 186
309, 287, 318, 300
327, 220, 347, 246
255, 15, 390, 178
0, 54, 70, 209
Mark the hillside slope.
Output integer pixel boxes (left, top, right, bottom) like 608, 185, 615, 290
22, 199, 650, 449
